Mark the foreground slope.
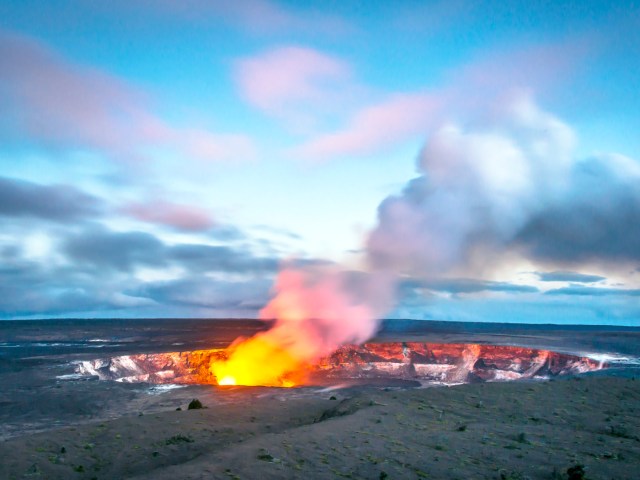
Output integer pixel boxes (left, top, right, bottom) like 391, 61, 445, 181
0, 376, 638, 479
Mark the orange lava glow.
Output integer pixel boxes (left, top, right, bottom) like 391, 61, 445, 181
209, 334, 304, 388
217, 376, 237, 386
208, 266, 387, 388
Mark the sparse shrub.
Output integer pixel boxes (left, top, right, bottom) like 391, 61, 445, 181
188, 398, 203, 410
566, 464, 586, 480
165, 434, 194, 445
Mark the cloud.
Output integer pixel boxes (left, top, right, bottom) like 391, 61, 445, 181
289, 40, 586, 162
536, 271, 606, 283
0, 224, 282, 317
0, 253, 150, 316
207, 225, 247, 242
63, 228, 166, 272
292, 93, 439, 161
0, 30, 162, 156
390, 292, 640, 325
0, 175, 102, 222
61, 226, 279, 275
545, 287, 640, 297
423, 278, 539, 294
130, 276, 272, 310
400, 278, 538, 295
122, 200, 215, 232
368, 93, 576, 274
0, 245, 274, 317
0, 30, 256, 163
514, 154, 640, 264
235, 46, 353, 127
367, 93, 640, 284
169, 244, 278, 274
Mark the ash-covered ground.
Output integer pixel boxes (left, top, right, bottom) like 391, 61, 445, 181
1, 319, 639, 479
1, 319, 638, 440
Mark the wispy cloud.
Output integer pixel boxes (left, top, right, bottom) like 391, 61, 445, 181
406, 278, 539, 295
536, 271, 606, 283
130, 275, 271, 311
514, 153, 640, 264
545, 287, 640, 297
0, 176, 102, 222
285, 39, 587, 162
121, 200, 215, 232
62, 226, 279, 275
367, 93, 640, 280
292, 93, 439, 161
235, 46, 355, 128
0, 30, 257, 164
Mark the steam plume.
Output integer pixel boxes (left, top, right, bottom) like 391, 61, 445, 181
213, 93, 640, 385
369, 93, 640, 274
211, 266, 393, 385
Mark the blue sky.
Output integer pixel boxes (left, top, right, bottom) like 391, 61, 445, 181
0, 1, 638, 324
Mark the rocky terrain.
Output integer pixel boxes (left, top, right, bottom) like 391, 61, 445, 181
77, 342, 603, 386
1, 376, 639, 479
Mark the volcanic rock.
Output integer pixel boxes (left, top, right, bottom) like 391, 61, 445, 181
76, 343, 603, 386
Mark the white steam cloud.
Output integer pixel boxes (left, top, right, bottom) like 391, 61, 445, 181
215, 93, 640, 384
368, 93, 640, 276
368, 93, 569, 273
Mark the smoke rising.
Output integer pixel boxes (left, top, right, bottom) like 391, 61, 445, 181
212, 93, 640, 385
260, 267, 394, 355
370, 94, 640, 280
211, 265, 394, 385
368, 93, 581, 275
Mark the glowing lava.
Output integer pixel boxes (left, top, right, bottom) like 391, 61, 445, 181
209, 334, 303, 387
218, 376, 236, 386
209, 267, 388, 388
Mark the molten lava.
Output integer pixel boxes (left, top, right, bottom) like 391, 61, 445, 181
209, 334, 305, 388
218, 376, 236, 386
208, 267, 390, 387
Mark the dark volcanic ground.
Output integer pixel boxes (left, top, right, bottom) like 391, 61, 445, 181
0, 319, 638, 442
0, 319, 639, 479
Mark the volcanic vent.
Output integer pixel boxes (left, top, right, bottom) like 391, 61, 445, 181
77, 343, 603, 387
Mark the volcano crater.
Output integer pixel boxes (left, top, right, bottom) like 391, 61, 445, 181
76, 342, 604, 387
